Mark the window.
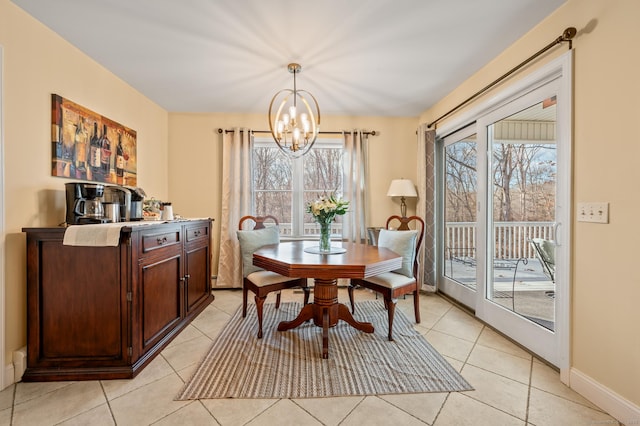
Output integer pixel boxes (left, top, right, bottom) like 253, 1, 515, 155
252, 137, 344, 237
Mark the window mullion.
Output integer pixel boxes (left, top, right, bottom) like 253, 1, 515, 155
292, 157, 304, 236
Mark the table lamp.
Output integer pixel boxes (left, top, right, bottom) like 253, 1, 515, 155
387, 179, 417, 218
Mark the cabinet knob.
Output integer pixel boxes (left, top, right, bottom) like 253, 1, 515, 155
194, 230, 201, 237
184, 274, 191, 279
157, 236, 168, 245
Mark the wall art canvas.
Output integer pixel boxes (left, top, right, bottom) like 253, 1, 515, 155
51, 94, 137, 185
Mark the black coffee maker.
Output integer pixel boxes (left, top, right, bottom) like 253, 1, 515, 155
65, 182, 111, 225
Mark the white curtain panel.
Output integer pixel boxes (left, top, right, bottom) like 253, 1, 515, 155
215, 129, 253, 288
342, 130, 368, 243
417, 125, 436, 291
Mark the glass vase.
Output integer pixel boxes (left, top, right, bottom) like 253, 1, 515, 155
319, 220, 332, 252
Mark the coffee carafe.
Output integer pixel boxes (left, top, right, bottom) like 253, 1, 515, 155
74, 197, 104, 219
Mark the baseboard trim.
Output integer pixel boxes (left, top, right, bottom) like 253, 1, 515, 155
3, 363, 14, 388
13, 347, 26, 383
570, 367, 640, 424
2, 347, 27, 389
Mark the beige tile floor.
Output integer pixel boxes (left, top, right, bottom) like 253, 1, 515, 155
0, 288, 621, 425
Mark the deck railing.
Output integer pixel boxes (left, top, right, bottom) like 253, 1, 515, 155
278, 221, 554, 259
446, 221, 555, 259
279, 223, 343, 237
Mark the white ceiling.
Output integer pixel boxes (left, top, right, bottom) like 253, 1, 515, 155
12, 0, 565, 117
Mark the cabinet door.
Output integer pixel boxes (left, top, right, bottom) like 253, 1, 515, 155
35, 242, 127, 363
184, 243, 211, 315
183, 221, 212, 315
139, 253, 183, 353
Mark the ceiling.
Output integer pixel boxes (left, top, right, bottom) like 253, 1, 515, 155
12, 0, 565, 117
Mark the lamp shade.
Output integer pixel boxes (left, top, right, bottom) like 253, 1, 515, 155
386, 179, 417, 198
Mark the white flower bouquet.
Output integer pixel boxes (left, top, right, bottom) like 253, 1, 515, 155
306, 194, 349, 224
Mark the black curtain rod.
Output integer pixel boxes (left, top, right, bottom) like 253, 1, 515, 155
217, 128, 377, 136
427, 27, 577, 129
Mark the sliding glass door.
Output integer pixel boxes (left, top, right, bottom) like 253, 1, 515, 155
485, 100, 556, 331
475, 82, 564, 365
437, 53, 572, 368
441, 129, 478, 309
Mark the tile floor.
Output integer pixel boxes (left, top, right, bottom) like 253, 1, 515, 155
0, 288, 621, 425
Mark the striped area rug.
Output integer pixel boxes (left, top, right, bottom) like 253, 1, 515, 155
176, 300, 472, 400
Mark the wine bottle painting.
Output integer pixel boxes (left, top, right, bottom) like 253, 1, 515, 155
51, 94, 137, 185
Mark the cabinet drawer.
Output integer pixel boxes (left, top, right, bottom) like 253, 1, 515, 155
185, 224, 209, 243
141, 229, 181, 254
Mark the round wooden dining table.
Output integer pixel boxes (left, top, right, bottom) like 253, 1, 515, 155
252, 240, 402, 359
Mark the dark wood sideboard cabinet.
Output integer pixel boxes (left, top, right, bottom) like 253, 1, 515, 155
22, 219, 214, 381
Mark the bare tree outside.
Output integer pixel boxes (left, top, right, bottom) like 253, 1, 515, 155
519, 146, 556, 221
253, 147, 292, 222
252, 139, 344, 236
445, 139, 477, 222
492, 143, 556, 222
303, 148, 344, 224
446, 141, 556, 224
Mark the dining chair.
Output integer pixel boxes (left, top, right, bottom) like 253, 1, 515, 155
237, 215, 310, 338
348, 215, 425, 341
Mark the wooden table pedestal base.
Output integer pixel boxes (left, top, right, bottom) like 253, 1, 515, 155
277, 277, 374, 359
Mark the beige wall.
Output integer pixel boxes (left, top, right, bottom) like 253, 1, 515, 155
0, 0, 170, 367
420, 0, 640, 408
168, 113, 419, 277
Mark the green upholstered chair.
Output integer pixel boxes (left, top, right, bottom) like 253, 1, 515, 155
237, 215, 310, 338
348, 215, 425, 341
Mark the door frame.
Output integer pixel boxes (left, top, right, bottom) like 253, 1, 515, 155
436, 51, 572, 378
0, 45, 6, 388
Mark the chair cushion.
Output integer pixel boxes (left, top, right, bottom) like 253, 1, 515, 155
364, 271, 416, 288
378, 229, 418, 277
247, 270, 302, 287
237, 226, 280, 276
539, 239, 556, 267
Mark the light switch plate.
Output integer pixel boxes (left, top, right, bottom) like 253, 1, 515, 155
577, 202, 609, 223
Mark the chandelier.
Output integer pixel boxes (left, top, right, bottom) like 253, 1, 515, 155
268, 63, 320, 158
